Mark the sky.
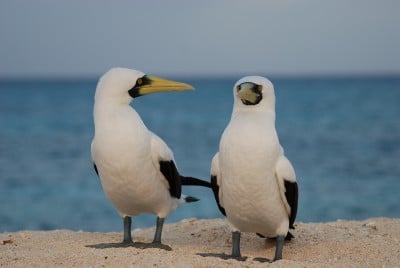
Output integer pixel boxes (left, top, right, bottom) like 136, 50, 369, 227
0, 0, 399, 78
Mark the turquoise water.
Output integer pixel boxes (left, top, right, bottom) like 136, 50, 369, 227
1, 76, 399, 232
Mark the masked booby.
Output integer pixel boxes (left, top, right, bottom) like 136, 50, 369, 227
91, 67, 210, 249
210, 76, 298, 261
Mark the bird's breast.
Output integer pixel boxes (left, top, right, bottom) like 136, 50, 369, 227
220, 118, 280, 171
218, 118, 287, 235
92, 107, 172, 215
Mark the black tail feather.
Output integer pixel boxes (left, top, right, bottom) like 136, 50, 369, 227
181, 176, 211, 188
184, 196, 199, 203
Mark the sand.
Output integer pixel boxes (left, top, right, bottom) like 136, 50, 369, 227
1, 217, 399, 267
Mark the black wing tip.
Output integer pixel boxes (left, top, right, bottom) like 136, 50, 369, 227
159, 160, 182, 199
181, 176, 212, 188
93, 163, 99, 176
284, 180, 299, 229
184, 196, 199, 203
210, 175, 227, 216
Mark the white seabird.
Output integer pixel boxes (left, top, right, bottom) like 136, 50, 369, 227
210, 76, 298, 261
91, 67, 209, 249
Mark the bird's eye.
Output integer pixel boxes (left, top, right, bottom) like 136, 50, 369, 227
137, 78, 143, 85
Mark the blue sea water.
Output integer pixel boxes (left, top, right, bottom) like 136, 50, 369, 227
0, 76, 399, 232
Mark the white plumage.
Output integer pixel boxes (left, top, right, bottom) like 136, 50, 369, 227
91, 67, 199, 248
210, 76, 298, 261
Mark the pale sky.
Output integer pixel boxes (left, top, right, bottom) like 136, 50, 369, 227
0, 0, 399, 78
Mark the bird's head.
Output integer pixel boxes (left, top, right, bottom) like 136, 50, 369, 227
233, 76, 275, 112
95, 67, 193, 105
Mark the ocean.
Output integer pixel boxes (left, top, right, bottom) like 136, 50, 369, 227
1, 76, 399, 232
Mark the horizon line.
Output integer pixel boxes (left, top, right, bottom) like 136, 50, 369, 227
0, 71, 400, 82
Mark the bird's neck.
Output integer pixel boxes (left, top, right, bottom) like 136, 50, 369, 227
232, 108, 276, 124
93, 101, 141, 130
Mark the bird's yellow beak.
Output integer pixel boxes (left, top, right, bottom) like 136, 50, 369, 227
135, 76, 193, 96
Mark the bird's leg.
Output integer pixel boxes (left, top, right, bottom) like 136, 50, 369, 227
152, 217, 165, 244
196, 231, 246, 260
122, 216, 133, 244
253, 234, 285, 263
232, 231, 242, 258
273, 235, 285, 261
140, 217, 171, 251
116, 216, 171, 250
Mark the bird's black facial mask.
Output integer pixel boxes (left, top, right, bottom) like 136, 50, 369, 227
128, 75, 151, 98
236, 82, 263, 105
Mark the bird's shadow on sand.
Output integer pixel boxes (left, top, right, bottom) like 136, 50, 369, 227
197, 253, 248, 261
197, 253, 271, 263
85, 242, 172, 251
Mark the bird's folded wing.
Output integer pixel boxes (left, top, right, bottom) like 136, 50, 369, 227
275, 155, 298, 229
149, 132, 181, 199
210, 153, 226, 216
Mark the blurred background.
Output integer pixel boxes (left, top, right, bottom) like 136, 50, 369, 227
1, 0, 399, 232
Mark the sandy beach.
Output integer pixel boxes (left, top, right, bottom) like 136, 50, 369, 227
1, 217, 399, 267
